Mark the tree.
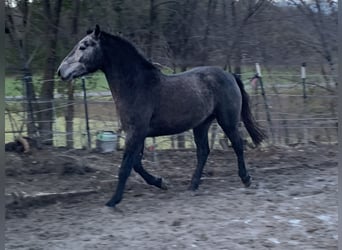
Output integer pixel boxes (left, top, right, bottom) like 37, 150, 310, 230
38, 0, 63, 145
64, 0, 81, 149
162, 0, 198, 71
5, 0, 40, 137
287, 0, 337, 85
224, 0, 268, 74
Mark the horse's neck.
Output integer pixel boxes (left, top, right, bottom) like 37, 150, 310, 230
101, 38, 159, 101
103, 61, 159, 104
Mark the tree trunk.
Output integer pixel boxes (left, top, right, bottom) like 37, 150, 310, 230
23, 69, 38, 136
112, 0, 125, 32
231, 0, 241, 75
177, 134, 186, 149
64, 0, 81, 149
146, 0, 156, 60
201, 0, 216, 65
38, 0, 63, 145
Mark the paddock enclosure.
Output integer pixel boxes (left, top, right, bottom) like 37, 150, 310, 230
5, 142, 337, 249
5, 0, 338, 247
5, 69, 338, 249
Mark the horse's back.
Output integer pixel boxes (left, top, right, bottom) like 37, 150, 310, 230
164, 66, 237, 88
163, 66, 241, 104
147, 66, 241, 136
165, 66, 243, 119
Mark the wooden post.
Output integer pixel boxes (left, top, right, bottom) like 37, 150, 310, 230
301, 63, 308, 144
210, 122, 218, 149
171, 135, 175, 149
301, 63, 307, 99
152, 137, 158, 163
252, 76, 259, 122
256, 63, 275, 144
82, 77, 91, 149
65, 80, 74, 149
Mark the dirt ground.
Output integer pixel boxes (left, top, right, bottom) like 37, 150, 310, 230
5, 143, 337, 250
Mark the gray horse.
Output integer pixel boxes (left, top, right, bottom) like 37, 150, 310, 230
57, 25, 266, 207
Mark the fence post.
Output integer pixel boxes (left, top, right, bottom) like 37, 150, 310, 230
210, 122, 218, 149
52, 99, 57, 145
301, 62, 308, 144
82, 77, 91, 149
65, 80, 75, 149
152, 137, 158, 163
255, 63, 275, 144
301, 63, 307, 99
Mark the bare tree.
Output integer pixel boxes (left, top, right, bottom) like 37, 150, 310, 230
5, 0, 40, 137
224, 0, 268, 74
163, 0, 198, 71
287, 0, 337, 85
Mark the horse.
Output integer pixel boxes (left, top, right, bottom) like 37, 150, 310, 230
57, 25, 266, 207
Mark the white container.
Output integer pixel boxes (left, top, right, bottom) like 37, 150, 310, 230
96, 131, 117, 153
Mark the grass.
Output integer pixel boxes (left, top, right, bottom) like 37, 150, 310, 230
5, 75, 24, 97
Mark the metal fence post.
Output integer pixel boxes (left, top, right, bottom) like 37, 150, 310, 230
256, 63, 275, 144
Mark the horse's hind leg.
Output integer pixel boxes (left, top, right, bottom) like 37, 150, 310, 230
189, 119, 212, 191
217, 116, 251, 187
133, 145, 167, 190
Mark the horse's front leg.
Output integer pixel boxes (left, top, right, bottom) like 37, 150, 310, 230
133, 144, 167, 190
106, 133, 145, 207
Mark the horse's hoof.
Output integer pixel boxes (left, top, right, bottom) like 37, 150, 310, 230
105, 200, 118, 207
188, 183, 199, 191
189, 178, 201, 191
102, 206, 125, 214
242, 176, 252, 187
159, 178, 168, 190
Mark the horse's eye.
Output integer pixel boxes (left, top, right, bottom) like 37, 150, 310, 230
79, 45, 86, 50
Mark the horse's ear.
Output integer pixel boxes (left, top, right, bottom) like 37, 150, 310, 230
94, 24, 101, 39
86, 28, 93, 35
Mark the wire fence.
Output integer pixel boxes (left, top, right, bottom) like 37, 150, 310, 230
5, 73, 338, 150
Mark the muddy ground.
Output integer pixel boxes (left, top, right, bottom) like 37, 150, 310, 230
5, 143, 337, 250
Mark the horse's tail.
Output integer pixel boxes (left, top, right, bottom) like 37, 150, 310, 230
233, 74, 266, 146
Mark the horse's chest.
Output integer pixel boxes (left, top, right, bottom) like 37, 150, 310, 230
115, 100, 154, 132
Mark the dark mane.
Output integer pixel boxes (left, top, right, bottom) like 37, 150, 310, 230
99, 31, 157, 71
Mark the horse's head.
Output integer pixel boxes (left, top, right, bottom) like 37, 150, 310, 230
57, 25, 103, 81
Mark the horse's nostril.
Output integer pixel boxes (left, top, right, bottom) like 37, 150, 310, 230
57, 69, 61, 77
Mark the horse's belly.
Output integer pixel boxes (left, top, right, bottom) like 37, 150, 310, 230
148, 105, 213, 137
147, 126, 190, 137
148, 78, 216, 136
